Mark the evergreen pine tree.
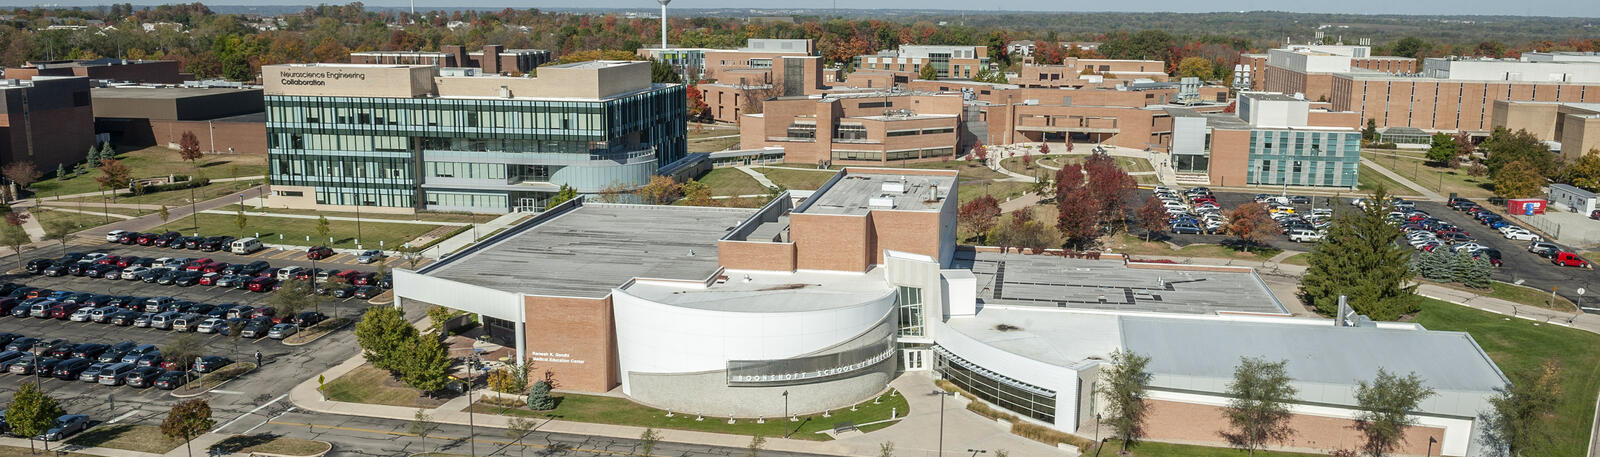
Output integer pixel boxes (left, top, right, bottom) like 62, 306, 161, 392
100, 142, 116, 161
87, 146, 101, 168
1451, 250, 1477, 284
55, 163, 66, 179
1462, 257, 1493, 289
1299, 186, 1418, 320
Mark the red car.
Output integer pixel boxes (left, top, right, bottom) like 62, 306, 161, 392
202, 262, 230, 274
136, 233, 157, 245
95, 255, 122, 265
48, 304, 83, 319
117, 233, 138, 244
349, 272, 376, 286
185, 258, 214, 271
1552, 252, 1593, 269
198, 273, 220, 286
247, 277, 278, 293
307, 246, 335, 260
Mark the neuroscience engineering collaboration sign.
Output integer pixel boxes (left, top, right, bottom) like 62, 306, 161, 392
277, 69, 370, 86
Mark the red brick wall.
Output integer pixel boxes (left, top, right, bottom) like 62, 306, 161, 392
1145, 399, 1446, 456
868, 210, 941, 263
791, 213, 870, 272
717, 240, 796, 271
522, 295, 618, 393
148, 120, 266, 154
1207, 129, 1251, 188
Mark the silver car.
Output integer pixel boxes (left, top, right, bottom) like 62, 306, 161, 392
355, 250, 387, 264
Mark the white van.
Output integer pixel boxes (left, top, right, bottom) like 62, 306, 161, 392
230, 237, 264, 255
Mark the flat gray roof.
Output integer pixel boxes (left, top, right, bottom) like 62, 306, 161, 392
1121, 316, 1506, 417
800, 172, 956, 215
958, 251, 1287, 315
425, 204, 755, 298
92, 87, 261, 100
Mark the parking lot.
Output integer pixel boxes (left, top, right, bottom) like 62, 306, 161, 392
1155, 188, 1600, 307
0, 236, 394, 435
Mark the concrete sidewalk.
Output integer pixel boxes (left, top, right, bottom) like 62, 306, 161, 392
736, 166, 779, 188
0, 435, 160, 457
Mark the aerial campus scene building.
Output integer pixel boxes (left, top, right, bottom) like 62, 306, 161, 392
2, 3, 1598, 457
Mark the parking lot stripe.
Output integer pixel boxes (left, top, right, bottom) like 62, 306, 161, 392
215, 393, 287, 432
106, 410, 138, 424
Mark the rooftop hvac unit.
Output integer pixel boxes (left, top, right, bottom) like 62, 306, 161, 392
868, 196, 895, 209
881, 181, 906, 193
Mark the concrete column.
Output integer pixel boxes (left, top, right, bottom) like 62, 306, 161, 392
515, 296, 527, 366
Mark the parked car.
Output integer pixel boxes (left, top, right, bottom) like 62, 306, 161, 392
1288, 229, 1325, 243
51, 358, 92, 380
108, 311, 141, 327
356, 250, 387, 264
1552, 252, 1593, 269
267, 323, 298, 340
194, 356, 233, 373
120, 366, 163, 387
106, 230, 129, 242
292, 311, 327, 328
353, 286, 382, 299
97, 363, 136, 385
39, 415, 88, 441
248, 277, 279, 293
1502, 228, 1543, 241
240, 317, 274, 338
306, 246, 335, 260
1528, 242, 1563, 258
153, 371, 190, 390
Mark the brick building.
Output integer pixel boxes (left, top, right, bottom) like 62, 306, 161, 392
739, 91, 965, 165
854, 45, 989, 80
349, 45, 551, 75
1330, 56, 1600, 133
3, 58, 188, 84
1491, 100, 1600, 160
91, 86, 266, 154
1170, 92, 1364, 187
1011, 58, 1168, 88
1252, 45, 1418, 102
0, 77, 96, 181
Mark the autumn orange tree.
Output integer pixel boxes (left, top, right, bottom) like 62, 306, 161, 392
1226, 203, 1279, 252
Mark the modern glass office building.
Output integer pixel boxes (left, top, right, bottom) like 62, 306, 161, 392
1244, 129, 1361, 187
262, 61, 685, 213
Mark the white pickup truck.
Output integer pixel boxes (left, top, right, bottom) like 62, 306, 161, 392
1289, 229, 1325, 243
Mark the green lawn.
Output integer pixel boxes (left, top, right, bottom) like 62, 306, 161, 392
1426, 280, 1577, 312
1279, 252, 1310, 266
756, 167, 836, 190
1362, 151, 1495, 198
160, 213, 442, 250
468, 388, 908, 441
66, 424, 182, 454
1357, 163, 1420, 196
1098, 440, 1326, 457
1412, 297, 1599, 457
213, 205, 484, 224
29, 146, 267, 197
957, 180, 1033, 206
688, 136, 741, 153
320, 364, 447, 408
890, 159, 1013, 181
32, 208, 117, 232
61, 179, 263, 207
687, 123, 739, 140
0, 445, 97, 457
697, 168, 770, 196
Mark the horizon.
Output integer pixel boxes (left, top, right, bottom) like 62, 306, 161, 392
1, 2, 1597, 18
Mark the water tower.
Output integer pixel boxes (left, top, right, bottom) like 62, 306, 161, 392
657, 0, 671, 49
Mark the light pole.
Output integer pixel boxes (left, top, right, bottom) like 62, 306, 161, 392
465, 351, 480, 457
1575, 288, 1588, 324
932, 390, 954, 456
967, 450, 987, 457
781, 390, 790, 438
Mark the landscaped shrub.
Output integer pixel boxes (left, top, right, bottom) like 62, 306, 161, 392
1011, 422, 1092, 452
526, 380, 556, 410
128, 177, 210, 196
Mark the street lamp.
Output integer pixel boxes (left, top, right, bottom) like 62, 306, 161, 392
781, 390, 790, 438
932, 390, 955, 456
464, 350, 482, 457
1574, 288, 1588, 324
967, 450, 987, 457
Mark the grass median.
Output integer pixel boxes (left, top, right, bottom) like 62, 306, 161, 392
158, 212, 442, 250
320, 364, 448, 408
468, 389, 908, 441
65, 424, 183, 454
755, 167, 836, 190
211, 434, 331, 456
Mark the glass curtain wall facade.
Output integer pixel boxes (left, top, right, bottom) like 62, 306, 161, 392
1244, 129, 1361, 187
935, 349, 1057, 423
265, 85, 686, 212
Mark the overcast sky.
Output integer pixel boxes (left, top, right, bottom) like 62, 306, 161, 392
11, 0, 1600, 17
